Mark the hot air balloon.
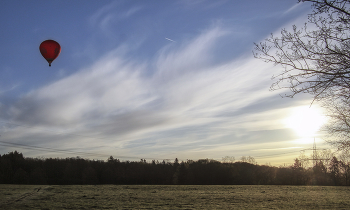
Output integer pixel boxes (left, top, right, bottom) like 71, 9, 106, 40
39, 40, 61, 66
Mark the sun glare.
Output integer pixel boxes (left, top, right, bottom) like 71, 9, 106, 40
284, 106, 327, 138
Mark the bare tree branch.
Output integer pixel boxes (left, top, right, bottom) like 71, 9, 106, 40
254, 0, 350, 151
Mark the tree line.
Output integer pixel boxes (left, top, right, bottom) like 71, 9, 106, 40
0, 151, 349, 185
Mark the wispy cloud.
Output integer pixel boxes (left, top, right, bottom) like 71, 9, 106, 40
89, 1, 121, 26
1, 26, 309, 162
0, 84, 20, 95
90, 2, 142, 34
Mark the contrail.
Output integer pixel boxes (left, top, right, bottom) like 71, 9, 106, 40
165, 37, 175, 42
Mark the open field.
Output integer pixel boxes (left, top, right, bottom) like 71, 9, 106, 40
0, 185, 349, 209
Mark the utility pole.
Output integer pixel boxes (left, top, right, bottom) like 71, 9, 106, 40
300, 138, 330, 167
313, 138, 317, 167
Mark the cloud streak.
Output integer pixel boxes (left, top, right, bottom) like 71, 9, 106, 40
165, 37, 175, 42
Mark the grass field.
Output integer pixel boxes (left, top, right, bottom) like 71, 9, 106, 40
0, 185, 349, 209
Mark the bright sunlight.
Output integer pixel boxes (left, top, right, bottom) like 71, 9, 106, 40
284, 105, 327, 138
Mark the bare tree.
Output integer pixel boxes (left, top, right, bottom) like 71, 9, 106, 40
254, 0, 350, 101
254, 0, 350, 151
240, 156, 257, 165
222, 156, 235, 163
323, 98, 350, 151
299, 151, 311, 168
338, 150, 350, 184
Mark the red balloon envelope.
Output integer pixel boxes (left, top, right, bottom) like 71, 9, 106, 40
39, 40, 61, 66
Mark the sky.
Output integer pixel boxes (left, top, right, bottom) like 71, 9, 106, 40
0, 0, 330, 166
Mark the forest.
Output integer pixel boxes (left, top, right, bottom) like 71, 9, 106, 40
0, 151, 349, 186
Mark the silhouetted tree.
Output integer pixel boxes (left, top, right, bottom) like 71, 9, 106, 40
2, 151, 350, 186
313, 161, 330, 185
29, 168, 47, 184
174, 161, 191, 184
82, 166, 99, 185
340, 161, 350, 185
13, 168, 28, 184
44, 158, 66, 184
63, 162, 80, 184
240, 156, 256, 165
329, 156, 341, 185
222, 156, 235, 163
275, 167, 293, 185
0, 155, 13, 183
291, 158, 307, 185
231, 162, 257, 185
255, 165, 277, 185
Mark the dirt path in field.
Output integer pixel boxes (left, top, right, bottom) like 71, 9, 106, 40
0, 186, 46, 209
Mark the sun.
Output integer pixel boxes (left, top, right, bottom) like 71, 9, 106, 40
284, 105, 327, 137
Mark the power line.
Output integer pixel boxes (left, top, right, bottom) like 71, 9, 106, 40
0, 120, 153, 159
0, 139, 306, 163
0, 140, 163, 161
0, 121, 112, 141
0, 140, 108, 158
254, 150, 302, 159
0, 121, 324, 163
0, 137, 316, 162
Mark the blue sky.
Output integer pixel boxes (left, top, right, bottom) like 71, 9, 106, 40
0, 0, 328, 165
